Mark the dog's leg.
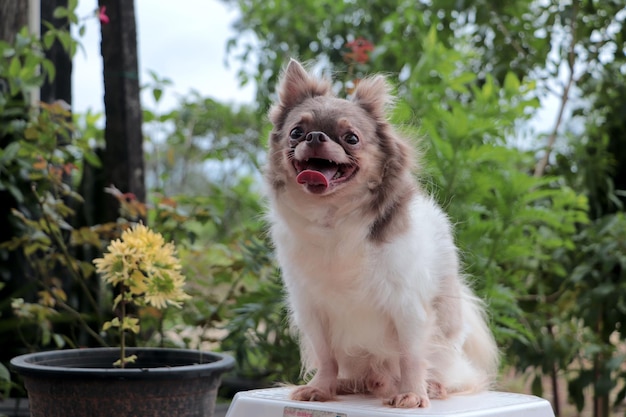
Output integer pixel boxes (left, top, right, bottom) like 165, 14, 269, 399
291, 316, 339, 402
291, 357, 338, 402
386, 355, 430, 408
385, 308, 434, 408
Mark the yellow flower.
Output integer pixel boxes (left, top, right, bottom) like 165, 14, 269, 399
93, 223, 190, 367
144, 269, 190, 309
93, 238, 139, 286
93, 224, 189, 313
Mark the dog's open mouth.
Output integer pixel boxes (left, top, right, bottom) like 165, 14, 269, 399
293, 158, 358, 194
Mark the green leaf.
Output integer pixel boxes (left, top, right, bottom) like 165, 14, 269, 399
0, 362, 10, 383
0, 362, 11, 397
143, 109, 155, 122
425, 24, 437, 49
8, 56, 20, 77
480, 74, 494, 100
2, 47, 16, 58
503, 72, 521, 94
83, 150, 102, 168
52, 333, 66, 348
0, 141, 20, 161
52, 6, 68, 19
43, 31, 56, 50
113, 355, 138, 367
121, 317, 140, 333
531, 374, 543, 397
6, 183, 24, 203
152, 88, 163, 103
41, 59, 56, 83
106, 317, 120, 329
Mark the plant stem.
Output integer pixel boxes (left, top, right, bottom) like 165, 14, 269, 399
533, 0, 578, 177
547, 324, 561, 416
120, 295, 126, 369
34, 187, 102, 321
55, 298, 108, 347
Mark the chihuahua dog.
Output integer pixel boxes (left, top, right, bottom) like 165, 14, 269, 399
264, 59, 499, 408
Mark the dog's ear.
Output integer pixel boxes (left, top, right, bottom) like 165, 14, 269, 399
352, 75, 393, 120
269, 59, 331, 126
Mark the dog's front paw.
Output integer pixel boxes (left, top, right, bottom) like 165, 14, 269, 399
386, 392, 430, 408
291, 385, 334, 402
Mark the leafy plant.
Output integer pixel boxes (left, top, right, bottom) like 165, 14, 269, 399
93, 224, 190, 367
1, 100, 106, 350
221, 272, 300, 384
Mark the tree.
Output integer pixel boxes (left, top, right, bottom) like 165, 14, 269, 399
98, 0, 145, 223
0, 0, 33, 366
40, 0, 72, 106
0, 1, 29, 46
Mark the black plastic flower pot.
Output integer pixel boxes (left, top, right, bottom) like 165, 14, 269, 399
10, 347, 235, 417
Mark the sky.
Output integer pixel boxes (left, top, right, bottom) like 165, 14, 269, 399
72, 0, 255, 115
70, 0, 562, 143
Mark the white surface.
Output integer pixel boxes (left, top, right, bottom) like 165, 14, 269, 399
225, 387, 555, 417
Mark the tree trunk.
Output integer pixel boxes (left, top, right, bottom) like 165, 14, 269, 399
0, 0, 30, 239
0, 0, 31, 365
40, 0, 72, 106
98, 0, 145, 223
0, 0, 28, 44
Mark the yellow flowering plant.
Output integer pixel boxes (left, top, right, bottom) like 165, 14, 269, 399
93, 223, 190, 367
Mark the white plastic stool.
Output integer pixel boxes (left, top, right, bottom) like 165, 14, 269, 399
224, 387, 555, 417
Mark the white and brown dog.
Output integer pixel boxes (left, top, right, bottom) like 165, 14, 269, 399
264, 59, 499, 408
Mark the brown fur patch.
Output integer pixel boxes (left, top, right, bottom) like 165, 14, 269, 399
366, 123, 417, 243
269, 59, 331, 131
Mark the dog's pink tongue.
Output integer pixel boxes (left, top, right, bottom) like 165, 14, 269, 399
297, 170, 329, 189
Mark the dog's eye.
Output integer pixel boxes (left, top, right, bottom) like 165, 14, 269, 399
290, 127, 304, 140
345, 133, 359, 145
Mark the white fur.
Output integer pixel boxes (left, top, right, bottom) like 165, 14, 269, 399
267, 189, 499, 406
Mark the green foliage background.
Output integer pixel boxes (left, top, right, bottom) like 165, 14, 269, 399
219, 1, 626, 415
0, 1, 625, 416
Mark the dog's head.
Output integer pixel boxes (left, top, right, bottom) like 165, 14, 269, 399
265, 60, 418, 239
265, 60, 415, 234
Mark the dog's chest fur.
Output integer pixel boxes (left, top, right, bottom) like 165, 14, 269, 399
271, 197, 373, 287
268, 193, 451, 360
272, 199, 390, 310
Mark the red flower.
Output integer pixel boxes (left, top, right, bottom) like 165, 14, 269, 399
344, 37, 375, 64
98, 6, 110, 25
122, 192, 137, 202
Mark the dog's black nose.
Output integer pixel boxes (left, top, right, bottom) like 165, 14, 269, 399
305, 131, 327, 147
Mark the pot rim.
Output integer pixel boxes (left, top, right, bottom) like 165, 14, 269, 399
10, 347, 235, 380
